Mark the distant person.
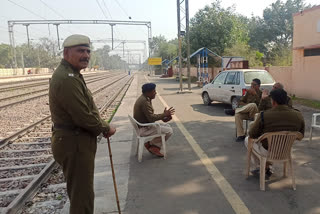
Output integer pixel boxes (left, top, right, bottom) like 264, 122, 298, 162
27, 69, 31, 75
49, 34, 116, 214
245, 88, 305, 177
133, 83, 175, 157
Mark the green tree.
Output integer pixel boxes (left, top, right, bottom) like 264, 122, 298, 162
0, 44, 12, 68
248, 0, 310, 65
14, 38, 61, 69
93, 45, 128, 70
189, 1, 248, 55
150, 35, 178, 60
223, 42, 264, 67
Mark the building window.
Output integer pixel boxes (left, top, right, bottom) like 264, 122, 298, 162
304, 48, 320, 57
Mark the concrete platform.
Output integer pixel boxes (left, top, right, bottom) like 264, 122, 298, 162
92, 74, 138, 214
86, 73, 320, 214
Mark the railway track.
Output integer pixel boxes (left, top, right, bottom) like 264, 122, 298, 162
0, 71, 109, 90
0, 73, 129, 143
0, 73, 126, 109
0, 72, 111, 103
0, 74, 134, 214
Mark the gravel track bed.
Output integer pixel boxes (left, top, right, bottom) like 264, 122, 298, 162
94, 76, 131, 108
0, 96, 50, 139
0, 150, 51, 158
0, 85, 48, 100
0, 178, 32, 191
18, 167, 67, 214
0, 72, 109, 91
0, 194, 18, 207
0, 73, 117, 107
47, 168, 65, 185
0, 74, 125, 140
15, 137, 51, 144
0, 166, 44, 179
19, 185, 67, 214
0, 80, 48, 91
0, 144, 51, 151
0, 92, 48, 107
0, 156, 53, 167
87, 74, 126, 92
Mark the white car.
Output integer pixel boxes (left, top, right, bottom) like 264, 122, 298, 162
202, 69, 275, 109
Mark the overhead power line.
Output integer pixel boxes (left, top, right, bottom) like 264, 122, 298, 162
39, 0, 65, 19
102, 0, 113, 19
7, 0, 46, 20
114, 0, 130, 17
8, 0, 74, 36
96, 0, 109, 19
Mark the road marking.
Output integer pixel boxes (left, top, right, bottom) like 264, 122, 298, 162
144, 76, 251, 214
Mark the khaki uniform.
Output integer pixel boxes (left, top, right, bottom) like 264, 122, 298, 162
258, 96, 293, 112
49, 59, 109, 214
235, 89, 262, 137
249, 105, 305, 145
239, 89, 262, 107
246, 105, 305, 165
133, 94, 173, 148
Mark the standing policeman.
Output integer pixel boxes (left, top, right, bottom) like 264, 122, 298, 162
49, 34, 116, 214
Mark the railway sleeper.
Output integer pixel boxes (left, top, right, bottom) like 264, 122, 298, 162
0, 175, 36, 182
0, 163, 47, 171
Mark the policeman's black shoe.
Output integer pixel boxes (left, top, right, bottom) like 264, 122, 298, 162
251, 168, 260, 177
266, 167, 274, 177
251, 168, 273, 180
236, 135, 246, 142
224, 109, 235, 116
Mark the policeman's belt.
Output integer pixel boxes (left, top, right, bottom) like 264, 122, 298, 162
52, 124, 85, 132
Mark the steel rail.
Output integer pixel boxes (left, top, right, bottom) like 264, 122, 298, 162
0, 72, 113, 93
0, 74, 128, 146
0, 74, 126, 109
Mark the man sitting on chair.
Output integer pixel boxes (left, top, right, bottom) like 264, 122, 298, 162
234, 78, 262, 142
245, 89, 305, 177
133, 83, 175, 157
258, 82, 293, 111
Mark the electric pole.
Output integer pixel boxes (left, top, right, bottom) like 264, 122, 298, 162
177, 0, 183, 92
21, 52, 25, 75
185, 0, 191, 91
177, 0, 191, 92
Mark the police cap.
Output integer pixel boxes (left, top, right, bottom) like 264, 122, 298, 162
142, 83, 156, 93
63, 34, 90, 48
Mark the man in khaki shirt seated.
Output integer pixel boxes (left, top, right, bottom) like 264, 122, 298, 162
234, 78, 262, 142
245, 88, 305, 177
133, 83, 175, 157
258, 82, 292, 112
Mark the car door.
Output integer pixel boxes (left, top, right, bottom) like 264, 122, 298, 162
209, 72, 227, 102
221, 71, 237, 103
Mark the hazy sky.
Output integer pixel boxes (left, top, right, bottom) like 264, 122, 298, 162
1, 0, 319, 58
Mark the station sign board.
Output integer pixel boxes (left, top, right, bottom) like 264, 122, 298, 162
148, 57, 162, 65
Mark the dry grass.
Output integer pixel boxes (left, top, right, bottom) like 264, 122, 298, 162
292, 97, 320, 110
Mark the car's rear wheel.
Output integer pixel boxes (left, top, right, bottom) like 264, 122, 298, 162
231, 97, 239, 110
202, 92, 212, 105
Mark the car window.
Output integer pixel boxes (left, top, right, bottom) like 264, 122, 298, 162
213, 72, 227, 85
224, 72, 236, 85
244, 71, 274, 84
235, 72, 240, 85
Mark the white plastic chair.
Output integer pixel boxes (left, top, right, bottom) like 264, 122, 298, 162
128, 115, 167, 162
309, 113, 320, 142
246, 131, 303, 191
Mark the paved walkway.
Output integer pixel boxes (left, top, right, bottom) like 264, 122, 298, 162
92, 73, 320, 214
